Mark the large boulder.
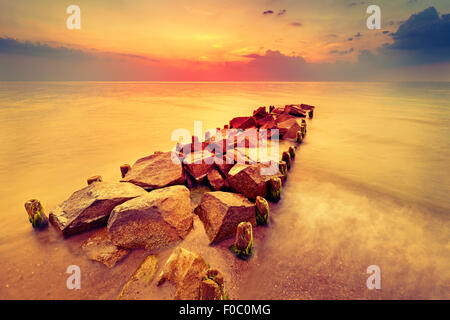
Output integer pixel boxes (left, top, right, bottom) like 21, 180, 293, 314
277, 118, 302, 140
227, 164, 267, 200
194, 191, 256, 244
107, 185, 193, 249
157, 247, 209, 300
121, 151, 185, 190
49, 182, 147, 237
227, 163, 282, 200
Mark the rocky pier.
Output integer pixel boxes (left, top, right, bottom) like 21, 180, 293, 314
25, 103, 315, 300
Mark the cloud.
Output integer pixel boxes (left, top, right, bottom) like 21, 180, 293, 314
263, 10, 274, 15
289, 22, 302, 27
388, 7, 450, 51
346, 1, 365, 7
329, 48, 354, 55
0, 37, 91, 59
0, 37, 157, 62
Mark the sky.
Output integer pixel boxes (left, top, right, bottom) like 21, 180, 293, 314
0, 0, 449, 81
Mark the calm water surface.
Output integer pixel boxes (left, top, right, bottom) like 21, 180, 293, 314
0, 81, 449, 299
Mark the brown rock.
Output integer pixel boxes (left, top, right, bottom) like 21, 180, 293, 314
252, 106, 267, 120
121, 151, 185, 190
107, 185, 193, 250
227, 163, 282, 200
277, 118, 302, 140
81, 228, 129, 268
288, 105, 307, 117
87, 175, 102, 185
49, 182, 147, 237
194, 191, 256, 244
120, 164, 131, 178
183, 150, 215, 183
117, 255, 158, 300
229, 117, 257, 130
200, 279, 222, 300
207, 169, 225, 191
157, 247, 209, 300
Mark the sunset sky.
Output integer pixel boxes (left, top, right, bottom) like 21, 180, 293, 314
0, 0, 449, 80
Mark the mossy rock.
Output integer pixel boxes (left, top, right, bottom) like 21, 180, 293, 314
296, 131, 303, 144
25, 199, 48, 229
288, 146, 295, 159
255, 196, 269, 225
282, 152, 291, 170
267, 177, 282, 202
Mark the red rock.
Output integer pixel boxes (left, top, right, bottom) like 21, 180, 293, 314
195, 191, 256, 244
121, 151, 185, 190
229, 117, 257, 130
207, 169, 225, 191
288, 105, 307, 117
256, 114, 275, 127
183, 150, 216, 183
277, 118, 302, 140
252, 106, 267, 120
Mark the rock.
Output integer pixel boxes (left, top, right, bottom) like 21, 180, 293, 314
279, 160, 288, 179
272, 107, 286, 114
107, 185, 193, 250
25, 199, 48, 229
227, 164, 269, 200
288, 146, 296, 159
288, 105, 307, 117
269, 105, 275, 113
229, 117, 257, 130
120, 164, 131, 178
258, 115, 277, 130
200, 279, 222, 300
49, 182, 147, 237
194, 191, 256, 244
282, 151, 291, 170
252, 107, 267, 120
267, 177, 282, 202
275, 113, 296, 124
232, 222, 253, 258
157, 247, 209, 300
255, 196, 269, 225
207, 169, 225, 191
200, 269, 227, 300
121, 151, 185, 190
277, 118, 302, 140
117, 255, 158, 300
81, 228, 129, 268
87, 175, 102, 185
296, 131, 303, 144
183, 150, 215, 183
300, 104, 315, 111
